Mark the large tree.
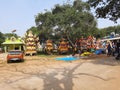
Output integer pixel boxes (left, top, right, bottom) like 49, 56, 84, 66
35, 0, 97, 38
88, 0, 120, 22
35, 0, 97, 45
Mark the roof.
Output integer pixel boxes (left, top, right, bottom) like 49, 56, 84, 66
101, 36, 120, 41
2, 36, 24, 45
2, 42, 24, 45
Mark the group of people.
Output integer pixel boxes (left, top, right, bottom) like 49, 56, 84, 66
40, 36, 120, 60
106, 40, 120, 60
74, 36, 120, 60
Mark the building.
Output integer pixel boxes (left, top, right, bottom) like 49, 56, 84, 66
2, 36, 24, 53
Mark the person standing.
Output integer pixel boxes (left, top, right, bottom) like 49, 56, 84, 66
111, 41, 116, 56
116, 40, 120, 60
106, 40, 113, 56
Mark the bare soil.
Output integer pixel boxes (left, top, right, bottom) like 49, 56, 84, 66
0, 53, 120, 90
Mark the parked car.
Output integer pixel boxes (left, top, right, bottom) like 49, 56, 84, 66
7, 50, 24, 63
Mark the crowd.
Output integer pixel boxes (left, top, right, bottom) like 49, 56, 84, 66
40, 35, 120, 60
74, 36, 120, 60
105, 39, 120, 60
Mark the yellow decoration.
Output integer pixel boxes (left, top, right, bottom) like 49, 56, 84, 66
81, 52, 91, 56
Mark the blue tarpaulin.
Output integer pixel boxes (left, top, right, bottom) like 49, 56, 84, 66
56, 56, 78, 61
95, 49, 103, 55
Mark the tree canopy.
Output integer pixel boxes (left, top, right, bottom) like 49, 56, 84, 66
99, 25, 120, 37
4, 33, 18, 39
88, 0, 120, 22
35, 0, 97, 42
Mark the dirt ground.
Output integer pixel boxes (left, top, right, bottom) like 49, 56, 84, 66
0, 53, 120, 90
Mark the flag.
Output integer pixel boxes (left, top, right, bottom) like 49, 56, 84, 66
12, 30, 16, 33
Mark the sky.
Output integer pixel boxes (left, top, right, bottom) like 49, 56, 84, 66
0, 0, 120, 36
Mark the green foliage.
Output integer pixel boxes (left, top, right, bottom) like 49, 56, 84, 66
0, 32, 20, 47
97, 25, 120, 38
88, 0, 120, 22
4, 33, 18, 39
35, 0, 97, 42
0, 32, 5, 47
27, 26, 39, 35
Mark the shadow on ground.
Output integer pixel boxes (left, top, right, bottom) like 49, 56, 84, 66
39, 61, 113, 90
